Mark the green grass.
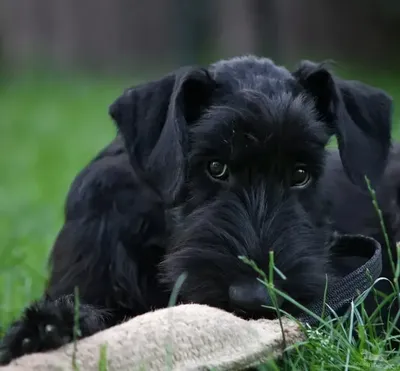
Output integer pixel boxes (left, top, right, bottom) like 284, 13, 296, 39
0, 73, 125, 325
1, 68, 400, 369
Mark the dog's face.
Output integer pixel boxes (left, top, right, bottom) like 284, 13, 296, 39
110, 56, 392, 318
169, 85, 333, 316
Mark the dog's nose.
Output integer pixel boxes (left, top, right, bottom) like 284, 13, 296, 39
229, 281, 282, 312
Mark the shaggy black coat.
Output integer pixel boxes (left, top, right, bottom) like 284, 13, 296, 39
0, 55, 398, 364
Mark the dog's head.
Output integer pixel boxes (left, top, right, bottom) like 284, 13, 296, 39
110, 56, 392, 318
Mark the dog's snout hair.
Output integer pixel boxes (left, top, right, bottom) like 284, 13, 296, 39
160, 178, 331, 315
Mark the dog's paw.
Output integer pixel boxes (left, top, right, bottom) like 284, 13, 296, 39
0, 295, 108, 365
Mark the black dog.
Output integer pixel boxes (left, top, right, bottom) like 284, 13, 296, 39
0, 55, 398, 364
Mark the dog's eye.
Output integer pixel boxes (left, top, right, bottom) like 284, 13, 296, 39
291, 166, 311, 188
207, 161, 229, 180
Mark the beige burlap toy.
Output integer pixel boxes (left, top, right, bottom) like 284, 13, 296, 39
0, 304, 303, 371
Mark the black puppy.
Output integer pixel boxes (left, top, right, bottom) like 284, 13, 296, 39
0, 55, 397, 364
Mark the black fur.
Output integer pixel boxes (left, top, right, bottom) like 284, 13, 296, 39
0, 55, 398, 364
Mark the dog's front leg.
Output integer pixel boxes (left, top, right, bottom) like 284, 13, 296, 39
0, 294, 109, 365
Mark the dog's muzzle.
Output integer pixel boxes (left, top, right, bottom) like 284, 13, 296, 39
229, 281, 283, 312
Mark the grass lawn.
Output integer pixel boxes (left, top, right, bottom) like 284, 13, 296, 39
1, 67, 400, 370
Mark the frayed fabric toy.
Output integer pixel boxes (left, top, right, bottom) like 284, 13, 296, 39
0, 304, 303, 371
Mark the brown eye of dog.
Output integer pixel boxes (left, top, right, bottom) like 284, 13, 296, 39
207, 161, 229, 180
291, 166, 311, 188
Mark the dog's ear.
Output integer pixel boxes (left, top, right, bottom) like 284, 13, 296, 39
293, 61, 393, 189
109, 66, 216, 202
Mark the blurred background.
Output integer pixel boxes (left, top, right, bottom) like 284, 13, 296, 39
0, 0, 400, 326
2, 0, 400, 72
